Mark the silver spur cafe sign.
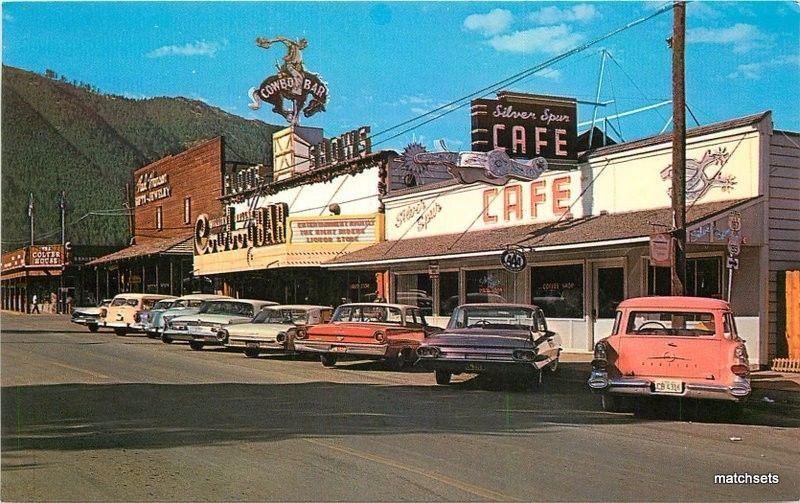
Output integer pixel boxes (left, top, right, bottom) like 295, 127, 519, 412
471, 92, 578, 167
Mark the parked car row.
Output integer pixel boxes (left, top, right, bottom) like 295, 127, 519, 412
71, 293, 751, 408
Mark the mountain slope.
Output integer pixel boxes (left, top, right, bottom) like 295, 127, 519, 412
1, 65, 281, 248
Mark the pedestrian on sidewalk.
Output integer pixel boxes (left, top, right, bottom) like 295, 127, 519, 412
30, 294, 40, 314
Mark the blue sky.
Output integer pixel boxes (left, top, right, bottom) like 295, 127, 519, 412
2, 1, 799, 151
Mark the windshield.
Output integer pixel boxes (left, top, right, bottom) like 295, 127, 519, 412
252, 308, 310, 325
111, 297, 131, 307
627, 311, 717, 336
332, 305, 403, 325
448, 306, 545, 331
153, 300, 173, 310
199, 301, 254, 317
100, 300, 111, 307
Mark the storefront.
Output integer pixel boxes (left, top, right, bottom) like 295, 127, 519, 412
327, 109, 800, 367
193, 124, 396, 306
88, 137, 229, 297
1, 244, 120, 311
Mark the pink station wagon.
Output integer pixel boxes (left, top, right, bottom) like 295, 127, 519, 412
588, 296, 751, 412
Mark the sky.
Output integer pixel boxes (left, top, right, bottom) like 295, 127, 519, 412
2, 1, 799, 152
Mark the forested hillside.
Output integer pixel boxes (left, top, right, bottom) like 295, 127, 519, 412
1, 65, 281, 247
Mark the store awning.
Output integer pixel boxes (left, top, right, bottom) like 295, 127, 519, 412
325, 197, 761, 268
87, 234, 193, 266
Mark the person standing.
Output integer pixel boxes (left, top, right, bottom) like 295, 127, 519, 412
31, 293, 40, 314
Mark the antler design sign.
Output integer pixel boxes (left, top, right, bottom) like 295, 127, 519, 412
248, 36, 328, 124
660, 147, 736, 202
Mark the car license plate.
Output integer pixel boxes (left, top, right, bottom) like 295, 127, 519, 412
246, 342, 259, 349
654, 379, 683, 394
465, 363, 485, 372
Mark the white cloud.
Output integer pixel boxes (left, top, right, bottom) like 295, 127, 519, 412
146, 40, 220, 58
687, 23, 772, 53
687, 1, 721, 19
463, 9, 513, 36
528, 4, 598, 25
537, 68, 563, 80
488, 24, 585, 54
727, 55, 800, 79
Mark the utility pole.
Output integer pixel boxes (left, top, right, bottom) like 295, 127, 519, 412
59, 191, 67, 314
28, 192, 35, 246
670, 1, 687, 296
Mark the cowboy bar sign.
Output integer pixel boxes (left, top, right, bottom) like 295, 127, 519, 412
248, 36, 328, 124
194, 203, 288, 255
471, 91, 577, 167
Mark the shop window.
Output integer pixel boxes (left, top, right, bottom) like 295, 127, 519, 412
532, 264, 584, 319
396, 273, 433, 316
439, 271, 460, 317
347, 273, 377, 303
465, 269, 512, 305
155, 206, 163, 231
647, 257, 722, 298
183, 197, 192, 224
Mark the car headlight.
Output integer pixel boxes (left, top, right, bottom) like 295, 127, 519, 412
217, 329, 229, 342
295, 327, 308, 340
276, 332, 287, 343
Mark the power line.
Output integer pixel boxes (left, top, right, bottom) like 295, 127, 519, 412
243, 2, 676, 202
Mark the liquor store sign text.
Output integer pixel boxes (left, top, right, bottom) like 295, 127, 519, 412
290, 217, 377, 244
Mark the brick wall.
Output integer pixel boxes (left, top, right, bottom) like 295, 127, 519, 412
133, 137, 223, 243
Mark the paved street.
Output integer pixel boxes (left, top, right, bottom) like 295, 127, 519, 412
1, 314, 798, 502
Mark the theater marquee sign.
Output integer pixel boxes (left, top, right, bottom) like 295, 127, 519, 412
290, 217, 377, 244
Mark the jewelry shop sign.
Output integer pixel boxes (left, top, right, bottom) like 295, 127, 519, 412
135, 172, 171, 207
290, 217, 377, 244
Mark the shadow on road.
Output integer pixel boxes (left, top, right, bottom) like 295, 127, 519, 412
3, 373, 797, 455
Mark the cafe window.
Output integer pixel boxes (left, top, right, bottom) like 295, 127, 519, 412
465, 269, 512, 305
183, 197, 192, 224
531, 264, 584, 319
647, 256, 722, 298
155, 206, 163, 231
439, 271, 460, 317
396, 273, 433, 316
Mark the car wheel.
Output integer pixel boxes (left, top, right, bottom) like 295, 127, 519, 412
189, 341, 204, 351
114, 328, 127, 336
88, 324, 99, 333
435, 370, 452, 385
320, 354, 337, 367
244, 348, 260, 358
161, 333, 173, 344
602, 394, 623, 412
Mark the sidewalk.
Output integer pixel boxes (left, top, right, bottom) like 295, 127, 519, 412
558, 352, 800, 409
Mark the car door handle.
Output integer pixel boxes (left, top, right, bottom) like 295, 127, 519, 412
667, 343, 677, 347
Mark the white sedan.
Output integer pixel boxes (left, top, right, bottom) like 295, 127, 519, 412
225, 305, 333, 357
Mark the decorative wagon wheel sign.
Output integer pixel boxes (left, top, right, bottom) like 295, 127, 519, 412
500, 246, 527, 273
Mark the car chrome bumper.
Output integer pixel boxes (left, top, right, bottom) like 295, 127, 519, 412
102, 321, 143, 331
294, 341, 389, 357
227, 338, 285, 350
417, 357, 539, 375
70, 317, 98, 326
588, 370, 751, 401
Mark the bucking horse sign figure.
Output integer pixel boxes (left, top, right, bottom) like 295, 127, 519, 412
248, 36, 328, 124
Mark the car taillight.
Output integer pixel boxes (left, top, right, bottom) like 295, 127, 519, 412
513, 350, 536, 361
374, 331, 387, 342
731, 364, 750, 377
592, 341, 608, 370
734, 344, 749, 362
417, 346, 440, 358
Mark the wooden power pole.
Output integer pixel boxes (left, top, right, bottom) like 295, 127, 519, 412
671, 1, 687, 296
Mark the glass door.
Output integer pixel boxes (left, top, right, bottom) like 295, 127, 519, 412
591, 261, 625, 344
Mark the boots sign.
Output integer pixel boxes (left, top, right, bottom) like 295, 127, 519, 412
471, 91, 577, 168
